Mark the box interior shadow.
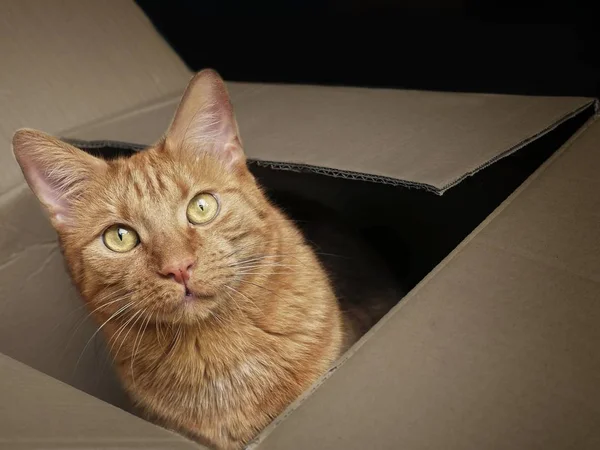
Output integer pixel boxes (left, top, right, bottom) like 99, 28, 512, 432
252, 104, 592, 292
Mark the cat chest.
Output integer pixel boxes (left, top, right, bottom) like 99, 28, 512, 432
133, 353, 280, 416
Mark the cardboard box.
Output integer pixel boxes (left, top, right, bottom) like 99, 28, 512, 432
4, 83, 600, 449
2, 2, 600, 450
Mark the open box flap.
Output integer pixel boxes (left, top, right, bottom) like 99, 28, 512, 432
249, 116, 600, 449
0, 0, 191, 195
0, 353, 200, 449
63, 83, 595, 194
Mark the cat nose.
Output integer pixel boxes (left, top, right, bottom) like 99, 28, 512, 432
159, 257, 194, 284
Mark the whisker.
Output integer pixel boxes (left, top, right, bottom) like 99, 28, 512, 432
154, 310, 165, 347
163, 316, 184, 362
223, 285, 264, 317
50, 302, 89, 334
167, 321, 185, 361
230, 264, 301, 272
237, 272, 297, 276
61, 287, 130, 353
236, 279, 284, 300
209, 309, 228, 327
107, 308, 139, 359
228, 255, 286, 266
73, 301, 134, 372
112, 308, 145, 364
223, 286, 249, 318
234, 261, 302, 268
131, 312, 152, 388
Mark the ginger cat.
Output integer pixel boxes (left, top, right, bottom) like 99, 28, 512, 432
12, 70, 400, 449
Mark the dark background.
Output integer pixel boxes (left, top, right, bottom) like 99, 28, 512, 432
136, 0, 598, 98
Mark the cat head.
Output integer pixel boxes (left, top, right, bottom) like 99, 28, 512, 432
12, 69, 276, 323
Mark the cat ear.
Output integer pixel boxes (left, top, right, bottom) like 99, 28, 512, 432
164, 69, 245, 169
12, 129, 107, 229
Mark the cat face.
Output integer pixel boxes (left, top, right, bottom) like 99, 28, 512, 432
70, 147, 270, 323
12, 70, 274, 323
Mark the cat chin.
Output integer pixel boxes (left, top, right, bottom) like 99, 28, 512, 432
180, 302, 221, 324
156, 295, 222, 324
185, 286, 218, 301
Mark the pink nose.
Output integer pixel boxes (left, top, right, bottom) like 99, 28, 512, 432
159, 257, 194, 284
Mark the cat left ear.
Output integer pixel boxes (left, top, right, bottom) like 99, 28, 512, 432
165, 69, 245, 170
12, 129, 107, 229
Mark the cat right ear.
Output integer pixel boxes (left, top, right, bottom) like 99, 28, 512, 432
164, 69, 245, 170
12, 129, 107, 229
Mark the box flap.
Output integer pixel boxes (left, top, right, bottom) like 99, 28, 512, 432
0, 353, 200, 449
251, 116, 600, 449
0, 0, 191, 194
0, 184, 134, 409
64, 83, 594, 194
0, 0, 190, 414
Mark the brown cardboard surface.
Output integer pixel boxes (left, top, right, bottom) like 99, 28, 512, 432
0, 0, 191, 194
0, 353, 199, 450
0, 0, 191, 413
64, 84, 594, 193
251, 117, 600, 449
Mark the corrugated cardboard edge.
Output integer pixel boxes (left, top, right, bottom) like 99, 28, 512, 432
63, 99, 598, 196
437, 98, 598, 193
245, 111, 600, 449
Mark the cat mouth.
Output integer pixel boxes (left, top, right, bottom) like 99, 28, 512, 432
183, 284, 216, 301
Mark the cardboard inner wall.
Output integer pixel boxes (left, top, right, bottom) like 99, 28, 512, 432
254, 104, 594, 289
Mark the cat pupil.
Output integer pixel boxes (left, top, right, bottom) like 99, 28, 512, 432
198, 200, 205, 211
118, 228, 127, 241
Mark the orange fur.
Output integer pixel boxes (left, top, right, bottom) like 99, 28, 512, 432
12, 70, 398, 449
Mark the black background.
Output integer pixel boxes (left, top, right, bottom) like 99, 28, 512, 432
136, 0, 598, 97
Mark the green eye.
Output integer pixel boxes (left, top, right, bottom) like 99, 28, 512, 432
103, 225, 139, 252
187, 193, 219, 224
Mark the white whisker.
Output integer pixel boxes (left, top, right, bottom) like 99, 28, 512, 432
131, 312, 152, 388
73, 301, 134, 372
223, 285, 263, 317
112, 308, 145, 364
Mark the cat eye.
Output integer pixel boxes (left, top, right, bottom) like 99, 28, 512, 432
103, 225, 139, 253
187, 193, 219, 225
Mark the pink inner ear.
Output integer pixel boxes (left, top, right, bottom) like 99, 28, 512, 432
178, 94, 237, 149
28, 164, 70, 225
165, 70, 246, 169
13, 129, 108, 229
222, 142, 244, 168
